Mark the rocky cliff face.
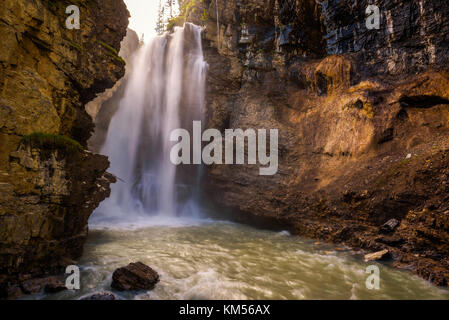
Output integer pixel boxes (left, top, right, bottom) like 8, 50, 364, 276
0, 0, 128, 298
183, 0, 449, 286
87, 28, 140, 153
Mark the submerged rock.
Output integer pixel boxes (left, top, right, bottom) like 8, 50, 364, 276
81, 292, 117, 300
111, 262, 160, 291
364, 249, 391, 262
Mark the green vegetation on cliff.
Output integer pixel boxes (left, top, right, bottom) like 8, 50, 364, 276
98, 40, 126, 65
21, 132, 84, 155
167, 0, 208, 31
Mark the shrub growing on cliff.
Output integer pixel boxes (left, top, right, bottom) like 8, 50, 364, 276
166, 0, 206, 32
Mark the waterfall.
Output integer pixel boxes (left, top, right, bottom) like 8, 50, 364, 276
92, 23, 208, 223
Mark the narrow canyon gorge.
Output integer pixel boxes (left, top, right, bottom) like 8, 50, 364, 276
1, 0, 449, 299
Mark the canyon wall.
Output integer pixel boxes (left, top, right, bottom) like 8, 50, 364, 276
181, 0, 449, 286
0, 0, 128, 297
87, 28, 140, 153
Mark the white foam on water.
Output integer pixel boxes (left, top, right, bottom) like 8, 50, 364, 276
89, 214, 220, 231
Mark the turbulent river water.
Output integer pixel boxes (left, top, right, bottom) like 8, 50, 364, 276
30, 218, 449, 300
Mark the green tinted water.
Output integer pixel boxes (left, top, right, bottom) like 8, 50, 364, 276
36, 220, 449, 300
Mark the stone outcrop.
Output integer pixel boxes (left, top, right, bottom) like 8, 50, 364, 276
320, 0, 449, 75
0, 0, 129, 298
111, 262, 160, 291
181, 0, 449, 286
87, 28, 140, 153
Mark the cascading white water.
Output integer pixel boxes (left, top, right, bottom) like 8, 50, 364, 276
92, 23, 208, 222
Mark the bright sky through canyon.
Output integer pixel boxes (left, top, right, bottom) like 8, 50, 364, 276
124, 0, 160, 40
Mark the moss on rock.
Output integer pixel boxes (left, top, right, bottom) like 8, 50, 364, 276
21, 132, 83, 155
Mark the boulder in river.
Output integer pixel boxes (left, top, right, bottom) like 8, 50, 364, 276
111, 262, 160, 291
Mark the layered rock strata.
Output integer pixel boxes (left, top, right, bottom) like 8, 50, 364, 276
180, 0, 449, 286
0, 0, 129, 298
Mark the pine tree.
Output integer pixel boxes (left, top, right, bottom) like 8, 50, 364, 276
166, 0, 174, 18
155, 0, 165, 35
155, 0, 180, 34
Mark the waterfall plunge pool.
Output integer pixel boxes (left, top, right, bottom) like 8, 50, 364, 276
29, 218, 449, 300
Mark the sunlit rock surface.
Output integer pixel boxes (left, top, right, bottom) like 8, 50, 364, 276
181, 0, 449, 286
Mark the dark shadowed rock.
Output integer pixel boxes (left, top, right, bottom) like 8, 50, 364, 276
380, 219, 400, 234
44, 278, 67, 294
20, 279, 43, 295
111, 262, 160, 291
21, 276, 66, 295
375, 234, 405, 247
0, 282, 23, 300
81, 292, 117, 300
